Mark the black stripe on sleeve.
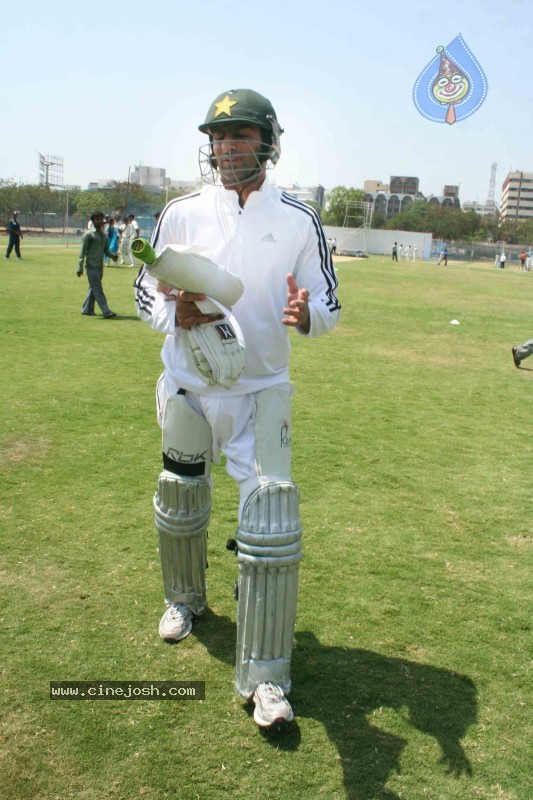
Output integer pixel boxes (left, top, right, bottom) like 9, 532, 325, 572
133, 265, 155, 314
280, 193, 340, 311
151, 191, 201, 249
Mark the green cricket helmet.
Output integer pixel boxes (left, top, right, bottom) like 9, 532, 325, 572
198, 89, 283, 165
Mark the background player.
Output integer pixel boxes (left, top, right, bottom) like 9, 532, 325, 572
77, 210, 118, 317
5, 210, 23, 260
134, 88, 340, 727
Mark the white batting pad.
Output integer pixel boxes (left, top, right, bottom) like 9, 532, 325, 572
154, 393, 213, 614
154, 473, 210, 615
234, 482, 302, 698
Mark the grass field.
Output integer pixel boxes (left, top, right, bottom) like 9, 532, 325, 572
1, 248, 531, 800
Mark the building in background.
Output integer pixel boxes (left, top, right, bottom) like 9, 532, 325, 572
167, 178, 202, 194
277, 184, 326, 208
87, 172, 201, 197
500, 171, 533, 222
130, 165, 166, 190
87, 180, 114, 191
442, 185, 460, 204
363, 179, 389, 194
426, 185, 460, 211
389, 176, 420, 196
363, 176, 460, 220
462, 200, 498, 217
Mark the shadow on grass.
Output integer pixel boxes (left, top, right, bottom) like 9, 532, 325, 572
194, 612, 477, 800
77, 314, 141, 322
103, 315, 141, 322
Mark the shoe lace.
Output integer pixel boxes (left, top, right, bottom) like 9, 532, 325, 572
169, 603, 190, 621
260, 682, 284, 703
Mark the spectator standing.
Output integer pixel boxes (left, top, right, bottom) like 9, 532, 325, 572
77, 210, 118, 317
117, 217, 123, 248
5, 211, 23, 260
127, 214, 140, 267
105, 217, 119, 265
119, 217, 133, 267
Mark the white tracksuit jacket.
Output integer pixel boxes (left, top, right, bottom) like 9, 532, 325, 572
134, 177, 340, 397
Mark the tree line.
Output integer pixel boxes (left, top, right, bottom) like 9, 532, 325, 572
0, 180, 187, 231
3, 180, 533, 245
320, 186, 533, 245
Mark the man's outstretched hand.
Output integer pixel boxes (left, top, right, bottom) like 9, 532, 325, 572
282, 273, 310, 334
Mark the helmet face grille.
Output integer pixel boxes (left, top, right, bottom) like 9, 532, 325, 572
198, 140, 276, 188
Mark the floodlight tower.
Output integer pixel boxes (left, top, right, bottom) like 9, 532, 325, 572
38, 153, 64, 187
486, 162, 497, 209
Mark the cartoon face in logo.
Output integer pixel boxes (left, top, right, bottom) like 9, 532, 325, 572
432, 71, 469, 104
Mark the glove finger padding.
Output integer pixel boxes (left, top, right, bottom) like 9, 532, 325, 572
186, 312, 245, 390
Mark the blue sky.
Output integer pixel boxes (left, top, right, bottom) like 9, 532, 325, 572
2, 0, 532, 203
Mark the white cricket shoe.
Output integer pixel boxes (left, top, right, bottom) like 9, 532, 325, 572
252, 681, 294, 727
158, 603, 193, 641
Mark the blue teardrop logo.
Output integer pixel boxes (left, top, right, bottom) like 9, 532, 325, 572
413, 33, 488, 125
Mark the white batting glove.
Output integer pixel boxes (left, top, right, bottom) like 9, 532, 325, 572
185, 301, 245, 389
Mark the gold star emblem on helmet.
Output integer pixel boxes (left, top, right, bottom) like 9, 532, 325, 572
214, 94, 237, 118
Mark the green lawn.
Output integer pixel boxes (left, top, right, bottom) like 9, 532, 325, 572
1, 249, 531, 800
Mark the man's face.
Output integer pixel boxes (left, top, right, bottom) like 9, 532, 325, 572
210, 122, 265, 187
93, 214, 105, 230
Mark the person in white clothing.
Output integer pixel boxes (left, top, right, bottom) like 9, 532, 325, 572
119, 216, 135, 266
134, 88, 340, 728
127, 214, 140, 267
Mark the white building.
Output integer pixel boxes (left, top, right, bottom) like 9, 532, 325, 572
462, 200, 498, 217
500, 171, 533, 222
130, 165, 166, 189
277, 184, 325, 207
363, 176, 460, 220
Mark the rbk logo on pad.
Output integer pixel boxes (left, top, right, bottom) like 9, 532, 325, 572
214, 322, 236, 341
167, 447, 208, 464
